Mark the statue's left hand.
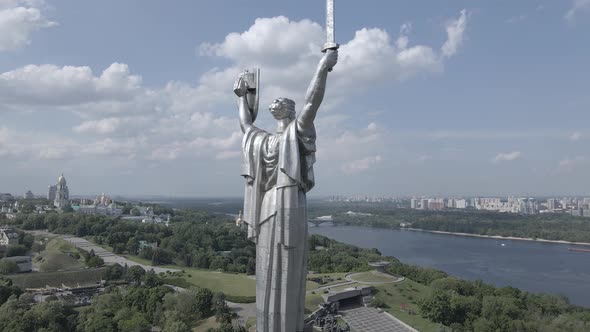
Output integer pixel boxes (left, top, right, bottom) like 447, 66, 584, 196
233, 74, 249, 97
322, 49, 339, 71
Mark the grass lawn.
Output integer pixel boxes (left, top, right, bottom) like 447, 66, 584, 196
193, 316, 221, 331
165, 268, 255, 297
83, 237, 114, 252
33, 238, 86, 272
7, 267, 107, 288
44, 237, 76, 252
84, 238, 256, 298
373, 279, 442, 332
306, 272, 349, 290
304, 291, 325, 314
330, 282, 360, 292
246, 317, 256, 329
348, 270, 399, 283
121, 254, 153, 266
34, 251, 84, 272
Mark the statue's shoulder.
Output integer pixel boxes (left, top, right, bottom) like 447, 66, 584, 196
244, 125, 271, 142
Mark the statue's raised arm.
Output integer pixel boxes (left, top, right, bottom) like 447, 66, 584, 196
235, 74, 255, 133
297, 49, 338, 129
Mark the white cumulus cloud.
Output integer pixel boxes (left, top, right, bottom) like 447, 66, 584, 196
198, 11, 469, 110
442, 9, 468, 58
565, 0, 590, 22
0, 0, 56, 51
342, 155, 383, 174
0, 11, 471, 175
493, 151, 521, 162
569, 131, 582, 141
0, 63, 141, 106
557, 156, 588, 173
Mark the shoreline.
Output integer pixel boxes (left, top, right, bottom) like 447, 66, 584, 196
404, 228, 590, 247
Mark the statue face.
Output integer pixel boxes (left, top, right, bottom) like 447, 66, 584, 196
269, 98, 295, 120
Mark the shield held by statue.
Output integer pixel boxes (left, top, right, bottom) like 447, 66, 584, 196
233, 68, 260, 122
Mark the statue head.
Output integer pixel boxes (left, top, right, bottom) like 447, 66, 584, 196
269, 98, 295, 121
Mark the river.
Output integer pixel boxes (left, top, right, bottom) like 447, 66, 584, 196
155, 197, 590, 307
309, 223, 590, 307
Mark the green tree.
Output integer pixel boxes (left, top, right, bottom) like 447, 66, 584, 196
143, 269, 161, 287
19, 202, 35, 214
162, 313, 190, 332
128, 266, 146, 284
117, 311, 150, 332
126, 237, 139, 255
102, 263, 124, 281
0, 260, 19, 274
86, 255, 104, 268
20, 233, 34, 249
194, 287, 214, 318
31, 241, 45, 254
419, 290, 453, 325
478, 296, 523, 331
5, 245, 27, 257
0, 279, 22, 304
212, 292, 232, 323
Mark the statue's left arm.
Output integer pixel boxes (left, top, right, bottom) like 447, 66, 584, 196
297, 49, 338, 129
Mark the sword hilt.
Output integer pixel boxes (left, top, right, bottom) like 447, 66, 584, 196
322, 43, 339, 72
322, 42, 339, 53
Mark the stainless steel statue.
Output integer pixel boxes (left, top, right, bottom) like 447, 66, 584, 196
235, 2, 339, 330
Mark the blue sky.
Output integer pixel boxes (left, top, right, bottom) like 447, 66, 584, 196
0, 0, 589, 197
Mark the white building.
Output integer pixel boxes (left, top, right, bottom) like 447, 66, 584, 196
77, 204, 123, 216
547, 199, 557, 210
94, 193, 113, 207
24, 190, 34, 200
410, 198, 418, 209
142, 215, 170, 226
0, 227, 19, 246
0, 193, 14, 203
420, 199, 429, 210
47, 185, 57, 201
455, 199, 467, 209
53, 174, 70, 209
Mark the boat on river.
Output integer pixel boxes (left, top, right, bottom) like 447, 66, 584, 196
568, 247, 590, 253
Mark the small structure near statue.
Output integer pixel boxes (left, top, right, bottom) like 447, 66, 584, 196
368, 261, 392, 273
322, 286, 374, 311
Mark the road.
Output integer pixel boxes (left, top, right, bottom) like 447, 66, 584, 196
28, 230, 179, 274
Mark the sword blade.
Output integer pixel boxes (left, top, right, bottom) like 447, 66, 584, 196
326, 0, 334, 44
322, 0, 339, 52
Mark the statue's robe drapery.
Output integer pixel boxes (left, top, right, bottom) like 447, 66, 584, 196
241, 120, 316, 332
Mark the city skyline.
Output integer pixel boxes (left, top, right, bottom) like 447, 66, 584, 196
1, 1, 589, 196
6, 174, 590, 200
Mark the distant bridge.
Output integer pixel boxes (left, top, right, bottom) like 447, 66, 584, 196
308, 218, 332, 227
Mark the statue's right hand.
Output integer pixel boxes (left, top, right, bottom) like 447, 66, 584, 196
322, 49, 338, 71
233, 74, 249, 97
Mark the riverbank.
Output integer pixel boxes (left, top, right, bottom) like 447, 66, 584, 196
404, 228, 590, 247
310, 225, 590, 307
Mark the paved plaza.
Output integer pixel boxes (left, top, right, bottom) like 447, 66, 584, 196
340, 306, 416, 332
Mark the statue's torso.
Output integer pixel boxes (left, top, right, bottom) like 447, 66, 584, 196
261, 133, 281, 192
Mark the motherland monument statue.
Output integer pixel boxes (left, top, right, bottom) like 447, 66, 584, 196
234, 1, 339, 331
